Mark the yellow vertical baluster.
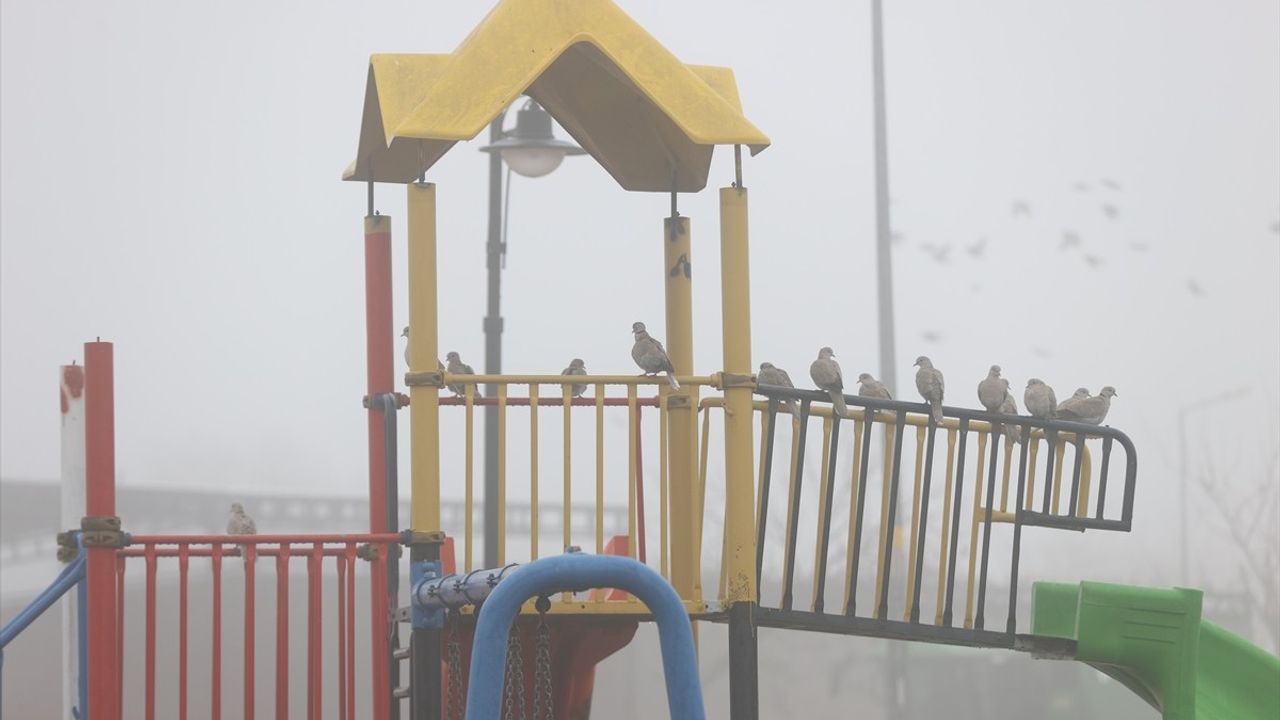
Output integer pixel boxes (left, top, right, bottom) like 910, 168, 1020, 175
1027, 436, 1040, 511
464, 386, 475, 572
595, 384, 605, 555
811, 416, 834, 610
562, 382, 572, 602
904, 426, 927, 620
1000, 441, 1013, 513
529, 384, 539, 560
659, 387, 670, 578
873, 423, 895, 614
627, 384, 638, 559
1052, 438, 1067, 515
497, 384, 507, 566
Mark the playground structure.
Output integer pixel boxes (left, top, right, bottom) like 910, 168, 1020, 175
3, 0, 1279, 718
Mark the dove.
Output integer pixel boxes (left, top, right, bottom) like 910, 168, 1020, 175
1024, 378, 1058, 420
445, 351, 477, 396
857, 372, 892, 421
757, 362, 800, 418
1055, 388, 1090, 418
402, 327, 446, 375
227, 502, 257, 554
562, 358, 588, 398
914, 356, 945, 424
998, 382, 1022, 444
809, 347, 847, 419
977, 365, 1007, 413
1054, 386, 1117, 425
631, 322, 680, 389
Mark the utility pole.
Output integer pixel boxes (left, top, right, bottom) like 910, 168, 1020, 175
483, 114, 506, 569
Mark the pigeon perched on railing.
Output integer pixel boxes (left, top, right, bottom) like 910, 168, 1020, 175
757, 362, 799, 418
1054, 387, 1117, 425
977, 365, 1007, 413
809, 347, 847, 419
631, 322, 680, 389
1055, 388, 1090, 418
445, 352, 476, 396
402, 326, 446, 375
914, 356, 945, 424
562, 358, 588, 398
998, 382, 1022, 444
1024, 379, 1058, 420
227, 503, 257, 555
857, 372, 892, 422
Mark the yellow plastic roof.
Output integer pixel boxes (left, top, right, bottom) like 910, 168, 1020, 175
343, 0, 770, 192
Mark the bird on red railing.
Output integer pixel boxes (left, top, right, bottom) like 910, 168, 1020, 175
562, 358, 588, 398
757, 362, 799, 418
1024, 378, 1058, 421
445, 351, 477, 396
1055, 387, 1117, 425
631, 322, 680, 390
809, 347, 847, 419
227, 503, 257, 555
914, 356, 945, 424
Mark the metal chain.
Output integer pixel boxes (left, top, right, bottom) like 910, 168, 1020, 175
446, 613, 465, 720
503, 623, 527, 720
532, 596, 554, 720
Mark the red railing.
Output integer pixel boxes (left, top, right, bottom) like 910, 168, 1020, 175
113, 533, 401, 720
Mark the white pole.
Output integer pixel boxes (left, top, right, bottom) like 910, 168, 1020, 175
60, 363, 87, 719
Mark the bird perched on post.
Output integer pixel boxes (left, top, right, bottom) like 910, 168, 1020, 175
1054, 387, 1117, 425
1024, 379, 1058, 420
757, 362, 799, 418
562, 358, 588, 398
402, 326, 446, 375
227, 502, 257, 554
445, 351, 476, 396
977, 365, 1007, 414
809, 347, 847, 419
1055, 388, 1090, 418
857, 372, 892, 422
631, 322, 680, 389
914, 356, 945, 424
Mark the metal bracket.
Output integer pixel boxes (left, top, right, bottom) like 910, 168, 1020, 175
403, 530, 447, 547
405, 371, 445, 388
411, 560, 445, 630
720, 372, 756, 389
80, 516, 126, 548
56, 530, 80, 562
666, 395, 692, 409
357, 543, 381, 561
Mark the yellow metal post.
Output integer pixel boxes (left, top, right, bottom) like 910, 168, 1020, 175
407, 183, 441, 533
719, 186, 756, 603
664, 215, 699, 600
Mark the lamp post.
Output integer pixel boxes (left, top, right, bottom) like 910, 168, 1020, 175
478, 98, 584, 568
1177, 387, 1248, 583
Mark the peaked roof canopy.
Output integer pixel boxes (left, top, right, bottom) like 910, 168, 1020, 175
344, 0, 770, 192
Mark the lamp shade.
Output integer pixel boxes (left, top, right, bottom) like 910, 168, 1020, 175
481, 99, 585, 178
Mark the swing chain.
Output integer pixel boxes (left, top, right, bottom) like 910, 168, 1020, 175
503, 621, 527, 720
445, 612, 465, 720
533, 596, 554, 720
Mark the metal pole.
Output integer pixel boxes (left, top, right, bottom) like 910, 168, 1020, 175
872, 0, 897, 397
84, 340, 119, 720
484, 113, 507, 569
60, 363, 86, 719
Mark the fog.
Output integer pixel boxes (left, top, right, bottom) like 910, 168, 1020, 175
3, 0, 1278, 693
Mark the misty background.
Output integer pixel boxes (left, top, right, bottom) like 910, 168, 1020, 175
2, 0, 1278, 715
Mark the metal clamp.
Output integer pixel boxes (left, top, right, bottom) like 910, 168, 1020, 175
80, 516, 126, 548
356, 543, 381, 561
56, 530, 80, 562
720, 372, 756, 389
405, 370, 445, 388
666, 394, 692, 409
402, 530, 447, 547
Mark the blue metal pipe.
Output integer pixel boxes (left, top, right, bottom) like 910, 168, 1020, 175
464, 553, 705, 720
0, 554, 86, 648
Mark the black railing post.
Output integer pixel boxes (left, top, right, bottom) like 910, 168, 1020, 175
974, 427, 1001, 630
1006, 427, 1031, 635
844, 413, 876, 617
728, 601, 760, 720
909, 418, 938, 623
813, 410, 841, 613
876, 410, 907, 620
780, 399, 811, 611
941, 418, 969, 626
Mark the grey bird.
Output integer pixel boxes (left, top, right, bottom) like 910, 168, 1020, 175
1055, 388, 1091, 418
1024, 378, 1058, 420
757, 362, 800, 418
998, 381, 1022, 444
857, 372, 892, 421
977, 365, 1007, 413
445, 351, 476, 396
227, 502, 257, 536
562, 358, 588, 398
1055, 386, 1117, 425
809, 347, 847, 419
402, 327, 446, 374
914, 356, 945, 424
631, 322, 680, 389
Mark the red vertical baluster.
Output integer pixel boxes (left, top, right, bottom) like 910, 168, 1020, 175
244, 544, 257, 720
346, 543, 357, 720
116, 554, 126, 720
212, 544, 223, 720
307, 543, 323, 719
178, 543, 190, 720
276, 543, 290, 720
145, 544, 158, 720
337, 552, 348, 720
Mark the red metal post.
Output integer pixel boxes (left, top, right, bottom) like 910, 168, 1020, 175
179, 543, 190, 720
212, 544, 223, 720
337, 553, 348, 720
84, 340, 120, 720
345, 544, 358, 720
364, 214, 394, 720
307, 544, 324, 719
276, 544, 290, 720
244, 546, 257, 720
145, 546, 158, 720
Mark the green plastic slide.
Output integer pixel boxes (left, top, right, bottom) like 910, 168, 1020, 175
1031, 581, 1280, 720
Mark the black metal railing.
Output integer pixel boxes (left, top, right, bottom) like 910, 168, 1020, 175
748, 385, 1137, 648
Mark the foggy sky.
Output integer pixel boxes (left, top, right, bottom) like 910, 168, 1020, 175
3, 0, 1279, 598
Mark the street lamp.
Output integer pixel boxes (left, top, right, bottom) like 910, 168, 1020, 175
477, 97, 584, 568
1178, 387, 1248, 584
